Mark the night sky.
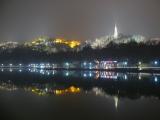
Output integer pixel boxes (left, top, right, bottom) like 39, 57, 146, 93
1, 0, 160, 42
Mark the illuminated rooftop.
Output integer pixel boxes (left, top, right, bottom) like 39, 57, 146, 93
25, 37, 81, 49
55, 38, 81, 48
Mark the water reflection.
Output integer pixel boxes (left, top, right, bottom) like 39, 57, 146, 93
0, 80, 18, 91
1, 78, 160, 112
0, 68, 160, 100
0, 68, 160, 120
1, 68, 160, 82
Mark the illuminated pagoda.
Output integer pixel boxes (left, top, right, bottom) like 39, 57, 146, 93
114, 24, 118, 39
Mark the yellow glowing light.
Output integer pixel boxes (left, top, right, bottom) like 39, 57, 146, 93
31, 88, 46, 96
54, 86, 81, 95
55, 39, 80, 48
32, 89, 35, 92
29, 37, 81, 49
68, 41, 80, 48
55, 39, 63, 43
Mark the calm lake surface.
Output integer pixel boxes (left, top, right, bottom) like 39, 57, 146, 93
0, 68, 160, 120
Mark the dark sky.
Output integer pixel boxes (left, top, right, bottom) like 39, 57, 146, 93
1, 0, 160, 42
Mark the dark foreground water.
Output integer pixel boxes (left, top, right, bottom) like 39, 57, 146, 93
0, 68, 160, 120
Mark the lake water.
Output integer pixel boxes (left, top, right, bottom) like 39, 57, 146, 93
0, 68, 160, 120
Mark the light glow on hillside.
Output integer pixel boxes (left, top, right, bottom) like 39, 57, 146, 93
55, 38, 80, 48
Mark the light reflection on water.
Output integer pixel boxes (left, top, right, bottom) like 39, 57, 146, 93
0, 68, 160, 120
1, 68, 160, 81
0, 68, 160, 97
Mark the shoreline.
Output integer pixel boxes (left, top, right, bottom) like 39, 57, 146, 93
1, 67, 160, 73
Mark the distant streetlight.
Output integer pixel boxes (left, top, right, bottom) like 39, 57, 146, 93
83, 62, 87, 66
83, 74, 87, 77
154, 61, 158, 65
124, 62, 128, 65
65, 62, 69, 66
65, 63, 69, 69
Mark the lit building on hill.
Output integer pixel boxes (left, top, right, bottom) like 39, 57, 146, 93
0, 42, 18, 50
89, 24, 147, 49
55, 38, 81, 48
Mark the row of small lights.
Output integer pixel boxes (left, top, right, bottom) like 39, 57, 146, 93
0, 64, 22, 66
0, 60, 159, 68
0, 68, 159, 82
138, 61, 159, 65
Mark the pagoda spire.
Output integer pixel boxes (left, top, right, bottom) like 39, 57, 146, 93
114, 24, 118, 39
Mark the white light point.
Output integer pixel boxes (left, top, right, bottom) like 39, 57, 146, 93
114, 24, 118, 39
